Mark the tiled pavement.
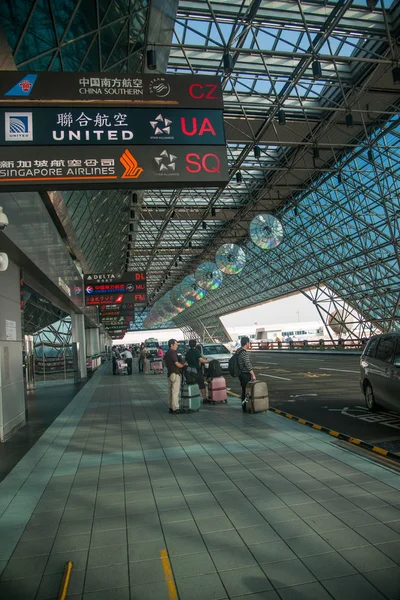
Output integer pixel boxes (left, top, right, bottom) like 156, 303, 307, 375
0, 367, 399, 600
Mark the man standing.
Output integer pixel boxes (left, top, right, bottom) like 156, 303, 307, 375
165, 339, 187, 414
185, 339, 208, 402
112, 346, 119, 375
237, 336, 256, 411
120, 348, 133, 375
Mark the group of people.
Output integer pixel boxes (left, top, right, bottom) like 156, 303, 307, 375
112, 335, 256, 414
112, 342, 165, 375
164, 339, 209, 414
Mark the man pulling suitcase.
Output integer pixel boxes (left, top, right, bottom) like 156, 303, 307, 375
234, 336, 257, 412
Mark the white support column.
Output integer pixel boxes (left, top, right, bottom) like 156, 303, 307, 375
0, 259, 25, 441
71, 313, 87, 379
86, 328, 100, 357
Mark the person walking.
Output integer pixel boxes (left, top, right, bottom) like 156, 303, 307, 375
138, 343, 147, 373
237, 336, 256, 411
112, 346, 119, 375
185, 339, 208, 402
165, 339, 187, 414
121, 348, 133, 375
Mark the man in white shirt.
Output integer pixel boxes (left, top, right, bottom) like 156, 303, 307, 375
120, 348, 133, 375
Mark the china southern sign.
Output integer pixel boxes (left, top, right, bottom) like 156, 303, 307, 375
0, 72, 223, 108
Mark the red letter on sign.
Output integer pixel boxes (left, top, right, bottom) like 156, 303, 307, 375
205, 84, 218, 99
186, 153, 201, 173
189, 84, 204, 99
181, 117, 197, 136
198, 118, 216, 136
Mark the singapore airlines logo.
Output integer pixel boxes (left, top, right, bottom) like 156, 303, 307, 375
120, 149, 143, 178
150, 114, 172, 137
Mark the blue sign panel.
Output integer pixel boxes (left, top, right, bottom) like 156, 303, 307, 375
0, 107, 225, 146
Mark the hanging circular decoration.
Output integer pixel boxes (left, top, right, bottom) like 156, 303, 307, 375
159, 292, 179, 320
194, 261, 223, 291
215, 243, 246, 275
170, 283, 193, 310
180, 275, 207, 301
249, 214, 284, 249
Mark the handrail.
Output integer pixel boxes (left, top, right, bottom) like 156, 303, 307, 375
250, 338, 368, 351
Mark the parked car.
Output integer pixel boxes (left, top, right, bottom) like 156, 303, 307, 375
360, 332, 400, 412
201, 343, 232, 372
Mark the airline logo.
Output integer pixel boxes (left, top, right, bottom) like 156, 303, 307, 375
154, 149, 177, 173
5, 112, 33, 141
5, 74, 38, 96
150, 114, 172, 136
120, 149, 143, 178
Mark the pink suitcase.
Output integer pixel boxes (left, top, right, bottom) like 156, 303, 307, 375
208, 377, 228, 404
150, 359, 163, 374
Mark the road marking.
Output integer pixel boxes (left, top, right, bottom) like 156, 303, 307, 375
160, 549, 178, 600
299, 359, 325, 362
259, 373, 292, 381
257, 362, 279, 365
319, 368, 359, 374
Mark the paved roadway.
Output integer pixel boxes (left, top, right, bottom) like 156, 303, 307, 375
224, 352, 400, 455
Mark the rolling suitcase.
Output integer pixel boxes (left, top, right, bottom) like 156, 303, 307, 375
208, 377, 228, 404
117, 359, 128, 375
181, 383, 201, 412
245, 381, 268, 413
150, 359, 163, 374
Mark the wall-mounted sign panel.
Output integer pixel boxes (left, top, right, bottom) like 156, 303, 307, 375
99, 303, 135, 314
0, 72, 223, 109
85, 272, 145, 284
0, 145, 228, 190
85, 292, 146, 306
0, 108, 225, 146
84, 281, 145, 296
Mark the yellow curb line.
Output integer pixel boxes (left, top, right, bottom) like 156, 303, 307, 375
160, 549, 178, 600
226, 391, 399, 463
58, 561, 73, 600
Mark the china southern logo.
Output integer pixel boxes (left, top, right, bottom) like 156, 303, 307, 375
154, 150, 177, 173
5, 74, 38, 96
5, 112, 33, 141
150, 114, 172, 136
149, 77, 171, 98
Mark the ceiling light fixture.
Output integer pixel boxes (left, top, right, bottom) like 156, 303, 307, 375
392, 66, 400, 84
254, 145, 261, 159
223, 51, 233, 74
345, 113, 353, 127
278, 108, 286, 125
211, 207, 216, 217
312, 60, 322, 79
236, 172, 242, 184
146, 48, 157, 70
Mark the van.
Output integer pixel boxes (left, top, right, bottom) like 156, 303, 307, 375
360, 333, 400, 413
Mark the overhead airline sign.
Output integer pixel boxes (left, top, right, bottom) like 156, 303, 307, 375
0, 108, 224, 146
0, 73, 223, 109
84, 272, 146, 306
0, 72, 227, 190
0, 145, 228, 190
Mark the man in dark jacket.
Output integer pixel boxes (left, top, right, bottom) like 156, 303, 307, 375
237, 336, 256, 411
185, 339, 208, 402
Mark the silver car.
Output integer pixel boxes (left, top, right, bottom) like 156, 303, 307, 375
360, 333, 400, 412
